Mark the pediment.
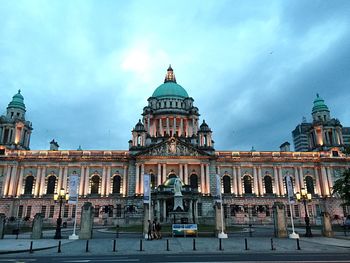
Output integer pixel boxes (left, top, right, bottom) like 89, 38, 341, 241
136, 137, 210, 157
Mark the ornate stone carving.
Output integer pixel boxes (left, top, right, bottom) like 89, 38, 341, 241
142, 138, 201, 156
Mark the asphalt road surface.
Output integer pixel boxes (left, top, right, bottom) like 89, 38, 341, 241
1, 252, 350, 263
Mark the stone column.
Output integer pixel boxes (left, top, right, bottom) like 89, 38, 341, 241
56, 167, 63, 194
258, 167, 263, 196
122, 166, 127, 196
253, 167, 258, 196
200, 164, 205, 193
163, 200, 167, 223
322, 212, 334, 237
180, 118, 183, 136
80, 202, 94, 239
294, 167, 300, 193
106, 167, 111, 196
237, 167, 242, 196
166, 117, 170, 135
31, 213, 43, 239
232, 166, 238, 195
314, 167, 322, 196
157, 164, 161, 186
79, 166, 85, 196
273, 167, 280, 196
321, 166, 330, 196
184, 164, 188, 185
298, 167, 304, 190
278, 168, 285, 196
62, 167, 68, 191
84, 166, 90, 196
159, 118, 163, 136
179, 164, 183, 182
272, 202, 287, 238
101, 167, 106, 197
0, 214, 5, 239
140, 164, 145, 194
173, 117, 176, 136
135, 164, 139, 194
2, 165, 12, 196
156, 200, 160, 222
16, 167, 24, 197
8, 165, 18, 197
326, 167, 333, 189
39, 167, 46, 196
194, 201, 198, 223
162, 164, 167, 183
205, 164, 210, 194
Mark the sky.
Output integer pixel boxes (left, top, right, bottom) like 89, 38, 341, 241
0, 0, 349, 151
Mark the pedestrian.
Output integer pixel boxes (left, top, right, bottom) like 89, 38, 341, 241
152, 220, 157, 239
147, 220, 153, 240
155, 220, 162, 239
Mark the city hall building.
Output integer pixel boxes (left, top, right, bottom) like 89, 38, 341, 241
0, 66, 349, 227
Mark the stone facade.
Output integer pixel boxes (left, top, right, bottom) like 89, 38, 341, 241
0, 67, 349, 227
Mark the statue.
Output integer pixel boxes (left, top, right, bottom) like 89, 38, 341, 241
174, 177, 183, 196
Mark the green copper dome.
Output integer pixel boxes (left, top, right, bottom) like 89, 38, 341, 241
152, 65, 189, 98
312, 94, 329, 114
7, 90, 26, 111
152, 82, 189, 98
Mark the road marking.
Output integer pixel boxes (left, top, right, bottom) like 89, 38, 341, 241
63, 260, 139, 263
0, 260, 36, 262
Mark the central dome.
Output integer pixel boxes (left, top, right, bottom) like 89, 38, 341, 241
152, 65, 189, 98
152, 82, 189, 98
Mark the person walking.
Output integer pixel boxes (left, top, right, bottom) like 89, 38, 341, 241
155, 220, 162, 239
147, 220, 153, 240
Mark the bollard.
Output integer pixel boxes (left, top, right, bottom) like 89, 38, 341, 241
86, 240, 89, 253
139, 239, 143, 251
166, 239, 169, 251
245, 238, 248, 250
219, 238, 223, 251
296, 238, 301, 250
29, 241, 33, 254
58, 241, 61, 253
193, 239, 196, 251
113, 239, 116, 252
271, 238, 275, 250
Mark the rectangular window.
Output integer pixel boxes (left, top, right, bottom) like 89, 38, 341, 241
223, 204, 228, 218
49, 205, 55, 218
108, 206, 113, 217
230, 205, 236, 216
41, 206, 47, 218
26, 206, 32, 218
18, 205, 23, 218
265, 205, 270, 216
308, 205, 313, 217
315, 204, 321, 217
252, 206, 257, 217
116, 204, 122, 218
294, 205, 300, 218
71, 205, 76, 218
63, 205, 69, 218
197, 203, 202, 217
94, 205, 100, 217
286, 205, 291, 217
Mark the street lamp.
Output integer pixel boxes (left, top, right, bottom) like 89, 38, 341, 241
296, 188, 312, 237
54, 188, 69, 239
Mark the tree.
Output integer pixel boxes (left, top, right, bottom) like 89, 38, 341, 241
332, 169, 350, 206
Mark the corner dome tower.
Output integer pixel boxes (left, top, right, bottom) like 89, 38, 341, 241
152, 65, 189, 98
312, 94, 330, 122
7, 90, 26, 111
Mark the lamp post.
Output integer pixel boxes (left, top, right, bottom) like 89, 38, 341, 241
296, 188, 312, 237
54, 188, 69, 239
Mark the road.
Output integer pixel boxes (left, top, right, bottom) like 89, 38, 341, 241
0, 252, 349, 263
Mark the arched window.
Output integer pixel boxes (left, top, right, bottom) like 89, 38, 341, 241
112, 175, 121, 194
190, 174, 198, 191
305, 176, 315, 194
46, 175, 56, 195
243, 175, 252, 194
90, 175, 100, 194
264, 176, 273, 194
150, 173, 156, 189
137, 136, 141, 146
24, 175, 34, 195
223, 175, 231, 194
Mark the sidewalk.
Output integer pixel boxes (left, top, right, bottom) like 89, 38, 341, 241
1, 235, 350, 255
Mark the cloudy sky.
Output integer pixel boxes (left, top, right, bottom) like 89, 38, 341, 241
0, 0, 349, 151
